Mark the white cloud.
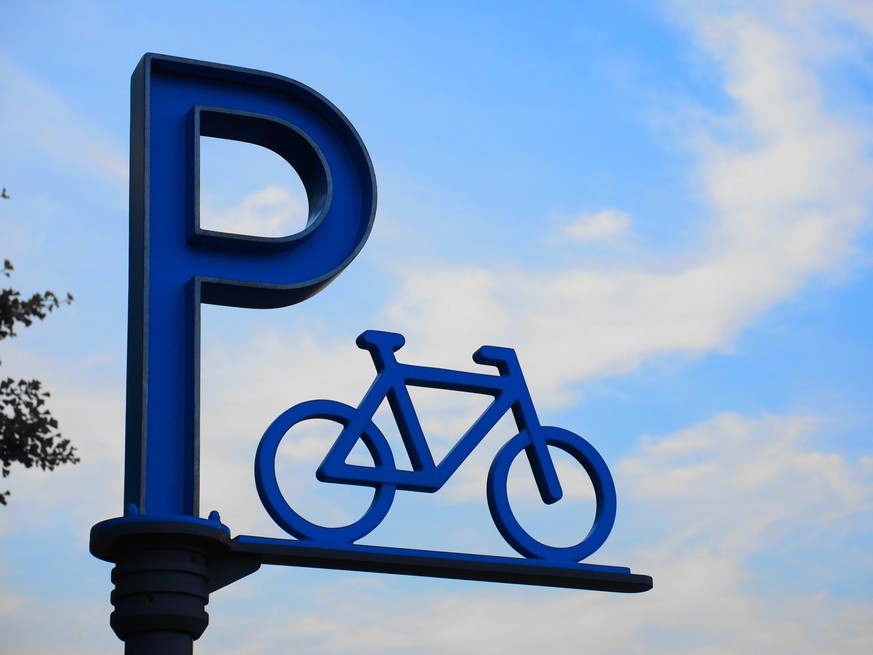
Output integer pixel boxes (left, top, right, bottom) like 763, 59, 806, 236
178, 8, 873, 650
194, 410, 873, 655
259, 561, 872, 655
559, 210, 631, 243
191, 300, 873, 652
167, 1, 873, 557
193, 0, 873, 535
620, 412, 872, 554
200, 185, 307, 238
377, 5, 871, 406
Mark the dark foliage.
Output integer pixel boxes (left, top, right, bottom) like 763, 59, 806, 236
1, 254, 77, 505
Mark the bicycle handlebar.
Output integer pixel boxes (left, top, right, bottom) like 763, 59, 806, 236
473, 345, 518, 377
356, 330, 521, 379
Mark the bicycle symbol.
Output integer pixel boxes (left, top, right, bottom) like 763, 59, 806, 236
255, 330, 617, 562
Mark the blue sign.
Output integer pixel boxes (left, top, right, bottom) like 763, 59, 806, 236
256, 329, 616, 562
91, 53, 650, 653
123, 54, 375, 517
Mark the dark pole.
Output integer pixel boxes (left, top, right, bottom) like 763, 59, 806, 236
109, 537, 210, 655
91, 511, 261, 655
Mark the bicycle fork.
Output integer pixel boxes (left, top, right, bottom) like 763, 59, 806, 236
474, 344, 564, 506
510, 400, 564, 505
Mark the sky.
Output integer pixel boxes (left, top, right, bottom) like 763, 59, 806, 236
1, 1, 872, 653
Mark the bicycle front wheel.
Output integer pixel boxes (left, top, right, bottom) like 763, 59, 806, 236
486, 427, 616, 562
255, 399, 396, 544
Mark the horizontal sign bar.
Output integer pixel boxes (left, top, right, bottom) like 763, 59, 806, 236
231, 535, 652, 593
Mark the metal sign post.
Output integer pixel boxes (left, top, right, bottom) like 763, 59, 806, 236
91, 54, 651, 655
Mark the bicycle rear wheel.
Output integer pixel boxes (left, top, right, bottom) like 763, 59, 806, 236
486, 427, 616, 562
255, 399, 396, 543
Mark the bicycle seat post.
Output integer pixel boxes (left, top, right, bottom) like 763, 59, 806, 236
356, 330, 406, 372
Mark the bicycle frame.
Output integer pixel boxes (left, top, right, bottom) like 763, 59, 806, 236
317, 330, 564, 504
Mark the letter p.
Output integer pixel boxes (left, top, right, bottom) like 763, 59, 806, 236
125, 54, 376, 516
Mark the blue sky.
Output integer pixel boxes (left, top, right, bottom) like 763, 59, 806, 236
2, 1, 872, 653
